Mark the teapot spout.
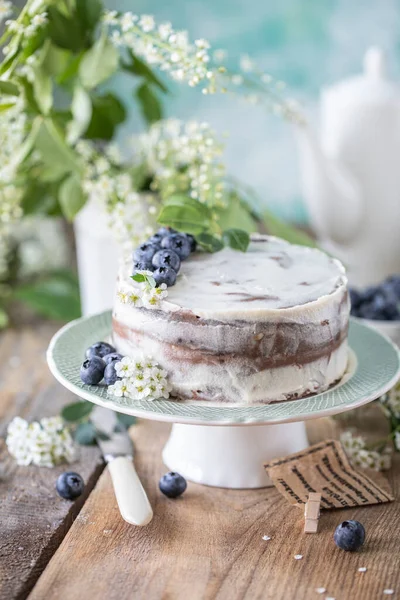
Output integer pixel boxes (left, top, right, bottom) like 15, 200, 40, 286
296, 125, 363, 245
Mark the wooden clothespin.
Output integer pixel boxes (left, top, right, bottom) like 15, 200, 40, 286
304, 492, 321, 533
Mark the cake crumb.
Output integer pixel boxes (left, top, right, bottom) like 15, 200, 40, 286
294, 554, 303, 560
316, 588, 326, 594
262, 535, 271, 541
358, 567, 367, 573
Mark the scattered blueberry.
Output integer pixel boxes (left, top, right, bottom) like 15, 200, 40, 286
85, 341, 115, 359
159, 472, 187, 498
133, 242, 160, 264
185, 233, 197, 252
103, 352, 123, 365
334, 520, 365, 551
153, 266, 177, 287
56, 472, 85, 500
80, 356, 105, 385
350, 275, 400, 321
349, 288, 362, 311
152, 249, 181, 272
104, 361, 119, 385
161, 233, 192, 260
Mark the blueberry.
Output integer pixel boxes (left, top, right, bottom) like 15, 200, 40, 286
159, 472, 187, 498
103, 352, 123, 365
161, 233, 191, 260
132, 259, 153, 275
157, 227, 177, 237
385, 275, 400, 298
133, 242, 160, 264
80, 356, 105, 385
153, 266, 177, 287
85, 341, 115, 359
152, 249, 181, 272
104, 361, 119, 385
148, 233, 164, 245
56, 472, 85, 500
185, 233, 197, 252
334, 520, 365, 551
359, 285, 379, 304
349, 288, 362, 311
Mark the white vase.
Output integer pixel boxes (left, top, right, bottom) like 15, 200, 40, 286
74, 200, 120, 317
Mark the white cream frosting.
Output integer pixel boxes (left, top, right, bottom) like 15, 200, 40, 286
119, 235, 347, 322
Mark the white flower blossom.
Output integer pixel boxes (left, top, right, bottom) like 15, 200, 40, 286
6, 416, 75, 468
107, 355, 172, 402
340, 431, 392, 472
0, 0, 12, 23
115, 356, 135, 378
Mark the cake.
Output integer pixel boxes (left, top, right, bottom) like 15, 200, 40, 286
112, 235, 349, 404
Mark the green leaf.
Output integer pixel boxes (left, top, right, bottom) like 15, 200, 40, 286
79, 30, 119, 89
76, 0, 103, 32
57, 52, 84, 85
116, 413, 137, 428
41, 44, 71, 78
85, 92, 126, 140
262, 208, 317, 248
62, 401, 94, 423
32, 65, 53, 115
123, 52, 168, 93
215, 193, 257, 233
223, 229, 250, 252
35, 118, 80, 175
136, 82, 162, 125
74, 421, 97, 445
47, 6, 86, 52
0, 307, 9, 329
59, 174, 85, 221
14, 270, 81, 320
197, 233, 224, 253
0, 102, 17, 113
0, 80, 19, 96
131, 272, 156, 288
157, 196, 212, 235
68, 85, 92, 143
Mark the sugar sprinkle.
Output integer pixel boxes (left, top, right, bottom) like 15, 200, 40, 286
383, 591, 394, 596
315, 588, 326, 594
358, 567, 367, 573
294, 554, 303, 560
262, 535, 271, 541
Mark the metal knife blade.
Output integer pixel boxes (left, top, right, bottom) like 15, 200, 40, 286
91, 407, 133, 462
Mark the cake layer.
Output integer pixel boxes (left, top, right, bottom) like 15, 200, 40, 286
112, 235, 349, 404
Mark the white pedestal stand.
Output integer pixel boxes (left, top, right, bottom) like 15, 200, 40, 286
162, 421, 309, 488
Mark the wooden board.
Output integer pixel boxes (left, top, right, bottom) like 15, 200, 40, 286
0, 323, 104, 600
29, 418, 400, 600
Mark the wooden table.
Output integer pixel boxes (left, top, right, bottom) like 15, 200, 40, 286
1, 322, 399, 600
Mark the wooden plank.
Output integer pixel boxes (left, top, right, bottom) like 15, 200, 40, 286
0, 323, 104, 600
30, 417, 400, 600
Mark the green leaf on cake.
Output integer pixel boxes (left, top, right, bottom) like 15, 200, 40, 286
131, 272, 156, 288
196, 233, 224, 253
61, 401, 94, 423
79, 30, 119, 89
223, 229, 250, 252
157, 195, 212, 235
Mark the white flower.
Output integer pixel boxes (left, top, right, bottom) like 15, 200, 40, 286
6, 416, 75, 468
239, 54, 254, 73
138, 14, 155, 33
0, 0, 12, 23
120, 12, 138, 32
106, 355, 171, 402
142, 284, 168, 308
115, 356, 135, 378
340, 430, 392, 471
108, 378, 131, 397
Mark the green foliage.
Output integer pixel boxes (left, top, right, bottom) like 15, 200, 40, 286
122, 52, 168, 93
196, 233, 224, 253
0, 307, 9, 329
136, 82, 163, 125
14, 269, 81, 320
59, 174, 85, 220
222, 228, 250, 252
74, 421, 97, 445
157, 195, 212, 235
131, 272, 156, 288
0, 80, 20, 96
116, 413, 137, 428
262, 208, 317, 248
85, 93, 126, 140
62, 400, 93, 423
35, 118, 80, 175
79, 30, 119, 89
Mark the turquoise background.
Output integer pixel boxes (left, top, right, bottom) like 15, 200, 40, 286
112, 0, 400, 223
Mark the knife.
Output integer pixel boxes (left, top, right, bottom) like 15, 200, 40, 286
91, 407, 153, 527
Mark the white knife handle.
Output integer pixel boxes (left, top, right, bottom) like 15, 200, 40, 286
108, 456, 153, 526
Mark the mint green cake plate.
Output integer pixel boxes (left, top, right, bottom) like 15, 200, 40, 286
47, 310, 400, 426
47, 311, 400, 489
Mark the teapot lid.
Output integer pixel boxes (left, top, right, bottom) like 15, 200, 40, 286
322, 46, 400, 106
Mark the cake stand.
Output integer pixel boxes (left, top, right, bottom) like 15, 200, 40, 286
47, 311, 400, 489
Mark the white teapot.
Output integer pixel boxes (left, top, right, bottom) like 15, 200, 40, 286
296, 47, 400, 287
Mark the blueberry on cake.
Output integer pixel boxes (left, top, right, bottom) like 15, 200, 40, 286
112, 232, 349, 405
